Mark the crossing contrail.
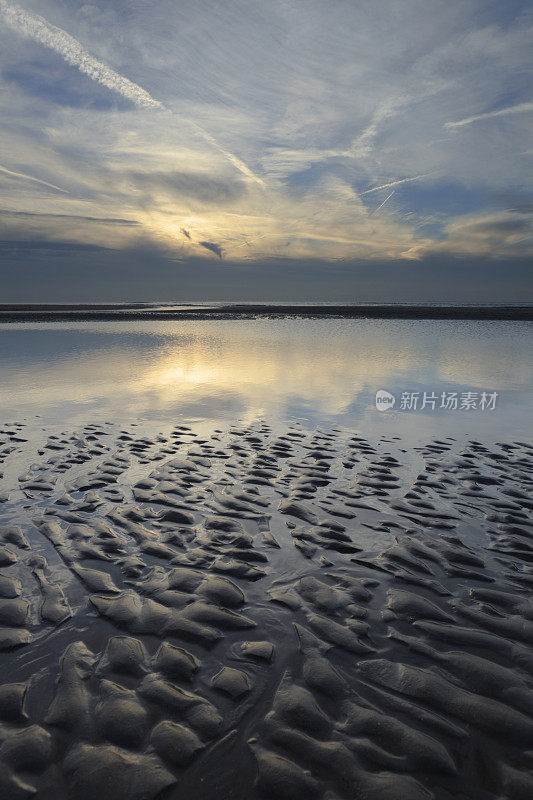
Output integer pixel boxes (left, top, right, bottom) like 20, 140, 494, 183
362, 173, 433, 194
373, 190, 395, 212
0, 0, 265, 186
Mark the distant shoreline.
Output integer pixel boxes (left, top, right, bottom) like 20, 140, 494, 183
0, 303, 532, 321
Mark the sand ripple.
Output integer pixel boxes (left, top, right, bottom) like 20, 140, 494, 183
0, 420, 531, 799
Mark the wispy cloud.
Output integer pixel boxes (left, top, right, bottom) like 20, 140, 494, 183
0, 209, 138, 224
192, 125, 265, 188
361, 173, 433, 194
349, 99, 407, 159
0, 1, 265, 187
128, 170, 245, 204
411, 210, 533, 259
0, 163, 68, 193
0, 0, 163, 109
445, 102, 533, 129
0, 0, 530, 272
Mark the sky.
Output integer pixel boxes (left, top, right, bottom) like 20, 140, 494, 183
0, 0, 531, 302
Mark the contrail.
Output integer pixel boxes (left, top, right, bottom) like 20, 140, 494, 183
189, 124, 265, 187
373, 190, 395, 212
0, 0, 162, 109
445, 102, 533, 129
0, 1, 265, 186
0, 163, 69, 193
361, 172, 433, 194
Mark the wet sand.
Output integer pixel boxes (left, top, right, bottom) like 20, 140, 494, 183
0, 303, 532, 322
0, 419, 532, 799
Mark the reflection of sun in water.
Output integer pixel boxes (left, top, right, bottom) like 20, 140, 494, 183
0, 321, 527, 429
147, 364, 219, 387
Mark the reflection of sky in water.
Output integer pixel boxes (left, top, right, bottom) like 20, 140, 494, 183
0, 319, 531, 439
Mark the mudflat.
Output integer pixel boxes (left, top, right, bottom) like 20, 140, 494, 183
0, 418, 531, 799
0, 303, 532, 322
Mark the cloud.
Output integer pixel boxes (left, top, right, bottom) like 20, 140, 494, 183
0, 0, 162, 109
445, 102, 533, 129
0, 0, 531, 274
417, 210, 533, 259
0, 1, 265, 188
191, 124, 266, 188
181, 228, 191, 239
492, 195, 533, 215
0, 163, 68, 193
199, 240, 223, 259
0, 244, 530, 304
361, 173, 434, 194
0, 209, 138, 224
129, 170, 245, 205
0, 203, 145, 252
0, 239, 112, 254
460, 216, 531, 237
2, 54, 134, 110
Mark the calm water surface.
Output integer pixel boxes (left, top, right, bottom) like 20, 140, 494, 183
0, 318, 530, 439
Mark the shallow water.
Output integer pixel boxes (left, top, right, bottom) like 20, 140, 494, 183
0, 318, 531, 438
0, 319, 531, 800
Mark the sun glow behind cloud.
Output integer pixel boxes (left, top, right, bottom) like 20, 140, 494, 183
0, 0, 531, 283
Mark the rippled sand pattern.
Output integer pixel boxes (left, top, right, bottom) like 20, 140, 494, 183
0, 420, 531, 799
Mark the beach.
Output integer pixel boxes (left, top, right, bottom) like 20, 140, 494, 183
2, 0, 532, 795
0, 316, 531, 799
0, 303, 532, 322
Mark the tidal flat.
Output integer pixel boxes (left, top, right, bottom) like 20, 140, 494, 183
0, 317, 531, 800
